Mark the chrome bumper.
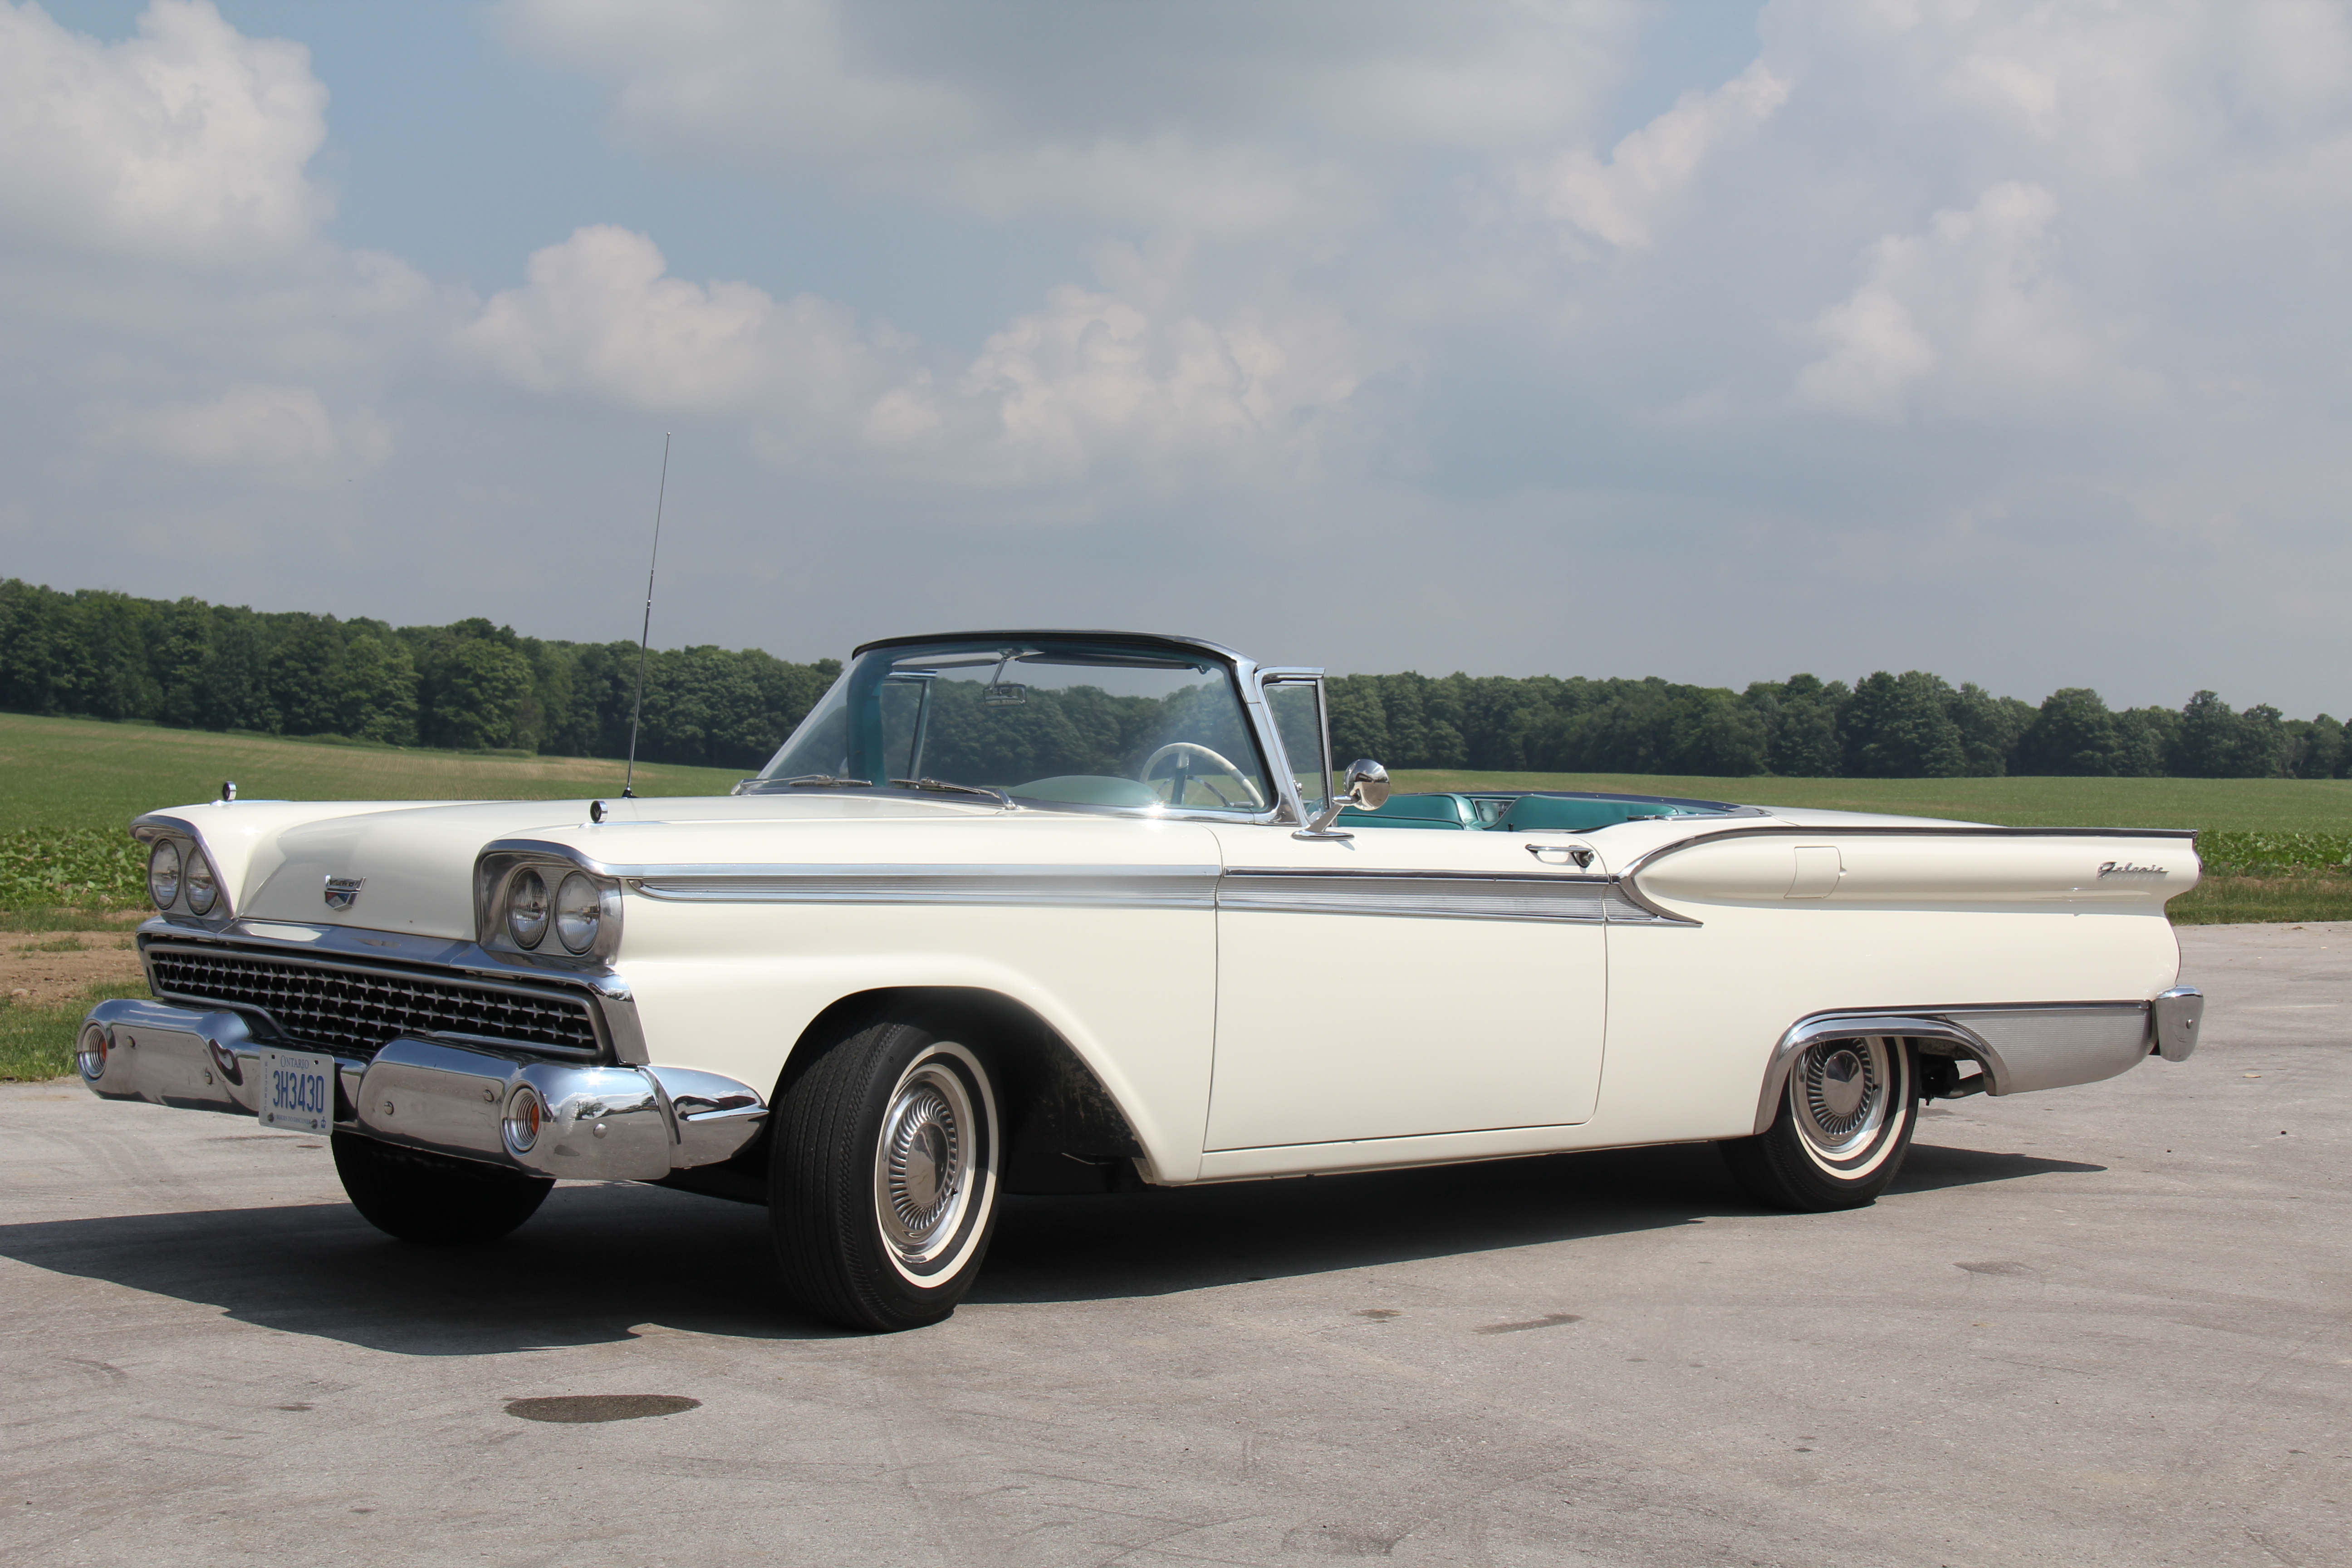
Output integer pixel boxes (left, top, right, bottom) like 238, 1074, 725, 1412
1755, 987, 2205, 1135
74, 998, 766, 1182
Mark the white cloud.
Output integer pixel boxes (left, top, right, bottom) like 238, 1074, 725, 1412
500, 0, 1630, 232
0, 0, 330, 260
456, 225, 1365, 482
901, 258, 1362, 482
1795, 182, 2154, 422
1517, 59, 1789, 250
109, 382, 389, 473
455, 225, 881, 415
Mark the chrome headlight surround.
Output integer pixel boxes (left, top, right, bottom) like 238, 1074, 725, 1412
132, 822, 235, 926
477, 848, 624, 965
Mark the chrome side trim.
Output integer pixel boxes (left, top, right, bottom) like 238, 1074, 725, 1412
1217, 867, 1689, 924
625, 863, 1222, 910
1752, 1001, 2162, 1134
620, 861, 1697, 924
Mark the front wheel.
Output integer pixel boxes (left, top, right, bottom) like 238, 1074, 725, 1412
1719, 1035, 1919, 1211
770, 1013, 1003, 1332
331, 1133, 554, 1242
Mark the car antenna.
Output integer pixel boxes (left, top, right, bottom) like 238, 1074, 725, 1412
621, 432, 671, 799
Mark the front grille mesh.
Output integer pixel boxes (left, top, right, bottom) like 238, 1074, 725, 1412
148, 947, 599, 1057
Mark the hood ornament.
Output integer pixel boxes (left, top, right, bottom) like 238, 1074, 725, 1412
323, 876, 365, 911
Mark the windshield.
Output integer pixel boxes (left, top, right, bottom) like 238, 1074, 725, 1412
749, 639, 1273, 813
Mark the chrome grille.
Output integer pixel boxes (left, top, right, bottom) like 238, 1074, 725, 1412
147, 946, 600, 1058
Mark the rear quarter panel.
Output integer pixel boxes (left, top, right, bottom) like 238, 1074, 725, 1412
1583, 829, 2195, 1147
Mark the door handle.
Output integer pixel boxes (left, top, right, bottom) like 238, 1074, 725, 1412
1525, 843, 1594, 868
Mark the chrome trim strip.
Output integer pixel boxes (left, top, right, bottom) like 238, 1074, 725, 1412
623, 863, 1223, 910
1217, 867, 1687, 924
615, 860, 1698, 925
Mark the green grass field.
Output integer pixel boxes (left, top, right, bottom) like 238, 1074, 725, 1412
1390, 769, 2352, 832
0, 710, 744, 835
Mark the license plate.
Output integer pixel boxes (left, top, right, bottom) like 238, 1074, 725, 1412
258, 1049, 335, 1133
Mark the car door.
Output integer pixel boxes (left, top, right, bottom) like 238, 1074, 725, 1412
1201, 678, 1608, 1152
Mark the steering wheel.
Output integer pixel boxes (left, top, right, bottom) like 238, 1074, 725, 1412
1138, 742, 1267, 809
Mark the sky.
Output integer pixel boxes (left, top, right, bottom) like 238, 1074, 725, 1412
4, 0, 2350, 713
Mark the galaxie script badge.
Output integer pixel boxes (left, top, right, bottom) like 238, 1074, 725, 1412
2096, 861, 2167, 879
323, 875, 365, 910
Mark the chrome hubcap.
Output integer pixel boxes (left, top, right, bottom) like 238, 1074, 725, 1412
1794, 1036, 1891, 1158
876, 1063, 972, 1261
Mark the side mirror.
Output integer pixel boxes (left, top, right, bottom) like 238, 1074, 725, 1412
1295, 758, 1390, 839
1342, 759, 1390, 811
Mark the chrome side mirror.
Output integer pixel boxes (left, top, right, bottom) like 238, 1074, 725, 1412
1295, 758, 1390, 840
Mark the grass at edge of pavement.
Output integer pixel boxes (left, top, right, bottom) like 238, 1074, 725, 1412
0, 979, 151, 1082
2165, 875, 2352, 926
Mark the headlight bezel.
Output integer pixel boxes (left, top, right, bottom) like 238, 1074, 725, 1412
477, 848, 624, 965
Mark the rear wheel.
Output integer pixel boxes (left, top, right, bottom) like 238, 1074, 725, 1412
1719, 1035, 1918, 1211
770, 1012, 1003, 1333
331, 1133, 554, 1242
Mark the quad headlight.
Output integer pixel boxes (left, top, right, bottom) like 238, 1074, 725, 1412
183, 849, 218, 915
554, 872, 601, 954
485, 857, 621, 960
505, 867, 551, 948
147, 839, 181, 909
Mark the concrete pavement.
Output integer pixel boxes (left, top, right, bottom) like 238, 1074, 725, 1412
1, 923, 2345, 1567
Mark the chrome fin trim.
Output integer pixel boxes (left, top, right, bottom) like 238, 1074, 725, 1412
1217, 867, 1685, 924
625, 863, 1222, 910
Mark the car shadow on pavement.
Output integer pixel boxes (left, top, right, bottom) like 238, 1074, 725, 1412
0, 1180, 813, 1356
973, 1138, 2102, 1305
0, 1139, 2096, 1350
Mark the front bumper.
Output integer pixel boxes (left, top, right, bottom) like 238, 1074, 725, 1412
75, 998, 766, 1182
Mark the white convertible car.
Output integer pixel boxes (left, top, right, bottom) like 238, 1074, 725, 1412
80, 631, 2204, 1331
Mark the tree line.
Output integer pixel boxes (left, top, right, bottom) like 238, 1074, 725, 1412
0, 579, 837, 771
1, 578, 2342, 779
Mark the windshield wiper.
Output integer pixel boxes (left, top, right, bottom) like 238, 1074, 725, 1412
890, 778, 1010, 806
782, 774, 869, 789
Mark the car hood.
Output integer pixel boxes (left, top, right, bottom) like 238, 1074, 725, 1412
191, 793, 998, 940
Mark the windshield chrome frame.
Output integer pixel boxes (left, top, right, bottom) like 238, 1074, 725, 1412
763, 630, 1309, 828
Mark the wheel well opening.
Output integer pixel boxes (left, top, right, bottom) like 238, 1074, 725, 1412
665, 987, 1147, 1205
